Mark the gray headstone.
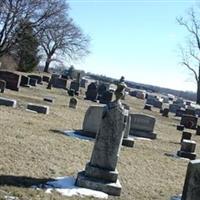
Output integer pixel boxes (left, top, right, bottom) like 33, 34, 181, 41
85, 82, 98, 101
27, 103, 49, 114
76, 101, 126, 196
180, 114, 198, 130
0, 97, 17, 107
0, 70, 21, 91
177, 140, 196, 160
28, 75, 42, 84
181, 159, 200, 200
82, 105, 105, 138
69, 97, 78, 109
129, 114, 156, 139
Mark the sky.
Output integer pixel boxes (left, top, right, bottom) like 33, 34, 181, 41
67, 0, 199, 92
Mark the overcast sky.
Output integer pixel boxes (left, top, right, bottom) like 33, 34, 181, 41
68, 0, 198, 92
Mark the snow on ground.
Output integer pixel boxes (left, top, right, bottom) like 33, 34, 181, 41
131, 136, 152, 141
170, 194, 182, 200
35, 176, 108, 199
63, 130, 95, 141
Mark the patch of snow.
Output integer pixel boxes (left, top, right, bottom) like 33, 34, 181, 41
170, 194, 182, 200
63, 130, 94, 141
4, 196, 19, 200
131, 136, 152, 141
35, 176, 108, 199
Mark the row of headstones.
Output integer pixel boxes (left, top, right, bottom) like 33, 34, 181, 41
82, 104, 157, 141
175, 108, 199, 160
176, 130, 197, 160
0, 96, 50, 114
0, 70, 51, 92
85, 82, 113, 104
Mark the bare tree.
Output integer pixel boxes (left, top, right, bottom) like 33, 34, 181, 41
0, 0, 68, 57
38, 13, 90, 73
177, 8, 200, 104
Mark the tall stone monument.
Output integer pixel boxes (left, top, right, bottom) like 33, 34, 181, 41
75, 77, 127, 196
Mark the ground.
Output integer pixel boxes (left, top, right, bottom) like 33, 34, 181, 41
0, 77, 199, 200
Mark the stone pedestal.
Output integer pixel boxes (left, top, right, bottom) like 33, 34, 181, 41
177, 125, 184, 131
76, 101, 126, 196
177, 139, 196, 160
122, 111, 134, 147
162, 108, 169, 117
181, 132, 192, 142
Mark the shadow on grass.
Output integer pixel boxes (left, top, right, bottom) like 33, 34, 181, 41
0, 175, 54, 188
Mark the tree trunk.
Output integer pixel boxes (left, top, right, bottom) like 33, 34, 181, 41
43, 57, 51, 73
197, 66, 200, 105
197, 82, 200, 104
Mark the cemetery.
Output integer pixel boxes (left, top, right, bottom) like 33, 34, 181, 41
1, 71, 200, 200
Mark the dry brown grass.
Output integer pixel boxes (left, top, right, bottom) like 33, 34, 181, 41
0, 80, 200, 200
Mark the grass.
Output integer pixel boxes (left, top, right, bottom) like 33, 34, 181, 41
0, 78, 199, 200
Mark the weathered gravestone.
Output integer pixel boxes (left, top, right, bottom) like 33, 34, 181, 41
99, 90, 113, 104
177, 139, 196, 160
28, 75, 42, 84
180, 114, 198, 130
129, 114, 157, 139
146, 97, 157, 106
0, 70, 21, 91
29, 78, 37, 86
80, 78, 87, 88
162, 108, 169, 117
52, 77, 67, 89
144, 104, 152, 111
181, 159, 200, 200
27, 103, 49, 114
153, 99, 162, 109
70, 72, 80, 93
70, 81, 79, 93
185, 101, 192, 106
42, 75, 50, 83
122, 112, 134, 147
196, 125, 200, 135
176, 108, 186, 117
68, 89, 75, 96
69, 97, 77, 109
43, 97, 54, 103
185, 108, 196, 116
85, 82, 98, 101
0, 79, 6, 93
181, 132, 192, 143
177, 125, 184, 131
0, 97, 17, 107
82, 105, 105, 137
76, 79, 127, 196
20, 75, 30, 87
97, 84, 107, 99
169, 104, 182, 113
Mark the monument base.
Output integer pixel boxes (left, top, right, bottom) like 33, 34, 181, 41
122, 137, 134, 147
75, 171, 121, 196
130, 130, 157, 139
177, 151, 196, 160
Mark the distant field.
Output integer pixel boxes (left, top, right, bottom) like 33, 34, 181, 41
0, 79, 199, 200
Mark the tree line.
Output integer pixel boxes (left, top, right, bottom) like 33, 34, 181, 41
0, 0, 89, 72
